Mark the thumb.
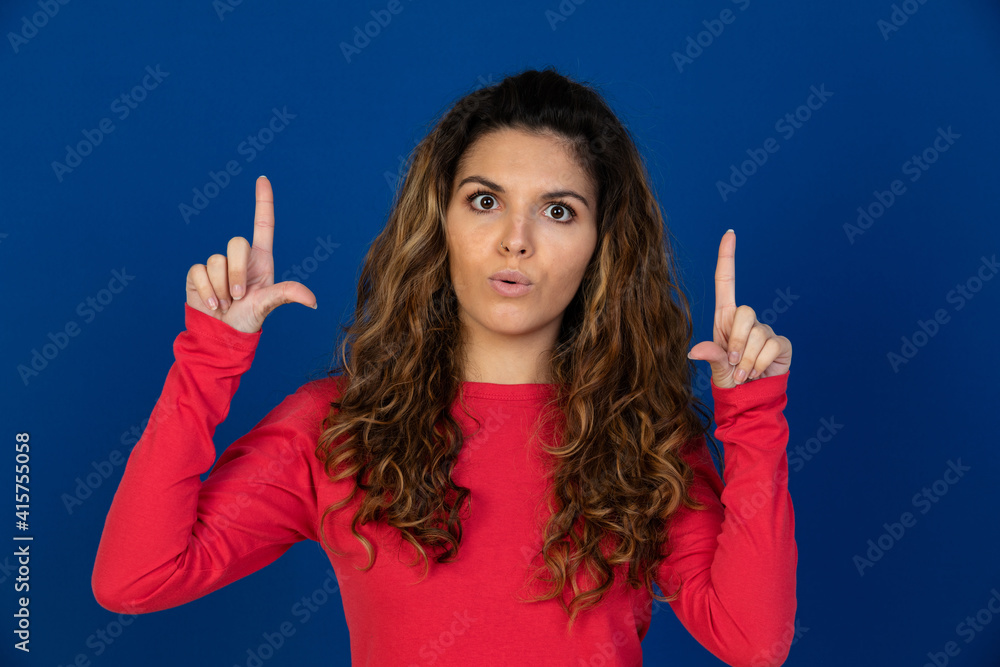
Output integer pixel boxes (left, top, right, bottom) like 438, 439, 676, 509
688, 340, 738, 389
687, 340, 728, 365
257, 281, 318, 319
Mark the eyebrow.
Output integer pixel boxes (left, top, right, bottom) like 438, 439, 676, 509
455, 175, 591, 210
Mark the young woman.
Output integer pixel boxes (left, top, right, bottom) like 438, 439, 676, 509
93, 67, 795, 666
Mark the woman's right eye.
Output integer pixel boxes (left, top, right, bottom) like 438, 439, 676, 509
466, 190, 497, 214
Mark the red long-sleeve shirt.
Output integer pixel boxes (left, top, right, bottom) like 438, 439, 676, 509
92, 304, 797, 667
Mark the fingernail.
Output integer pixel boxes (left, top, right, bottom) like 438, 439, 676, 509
735, 369, 747, 383
729, 351, 740, 365
726, 228, 734, 234
233, 284, 243, 299
311, 303, 318, 309
207, 297, 218, 310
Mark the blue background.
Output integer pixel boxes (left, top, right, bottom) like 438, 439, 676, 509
3, 1, 999, 665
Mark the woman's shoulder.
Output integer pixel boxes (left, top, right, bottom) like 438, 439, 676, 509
289, 373, 347, 420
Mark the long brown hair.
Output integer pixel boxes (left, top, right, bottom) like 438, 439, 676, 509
312, 66, 723, 627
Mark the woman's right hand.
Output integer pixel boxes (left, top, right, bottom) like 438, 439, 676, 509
185, 176, 318, 334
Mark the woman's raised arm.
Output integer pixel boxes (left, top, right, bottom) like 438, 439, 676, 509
92, 176, 330, 614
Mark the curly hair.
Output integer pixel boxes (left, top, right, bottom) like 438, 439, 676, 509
311, 65, 724, 628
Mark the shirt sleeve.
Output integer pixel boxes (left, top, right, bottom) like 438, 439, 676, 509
92, 303, 330, 615
656, 371, 797, 667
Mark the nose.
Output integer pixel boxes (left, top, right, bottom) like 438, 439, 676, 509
500, 239, 527, 254
499, 214, 532, 256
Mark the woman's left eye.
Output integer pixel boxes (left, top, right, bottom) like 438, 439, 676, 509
544, 202, 576, 222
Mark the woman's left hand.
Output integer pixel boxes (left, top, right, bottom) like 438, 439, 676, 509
687, 230, 793, 389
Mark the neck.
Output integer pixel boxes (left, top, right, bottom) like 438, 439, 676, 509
459, 330, 557, 385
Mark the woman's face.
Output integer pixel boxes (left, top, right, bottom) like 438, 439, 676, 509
444, 127, 598, 348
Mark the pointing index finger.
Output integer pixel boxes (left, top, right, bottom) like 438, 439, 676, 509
715, 229, 736, 312
253, 175, 274, 254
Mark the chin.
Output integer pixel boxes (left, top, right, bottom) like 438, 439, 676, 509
469, 309, 531, 332
485, 319, 534, 335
